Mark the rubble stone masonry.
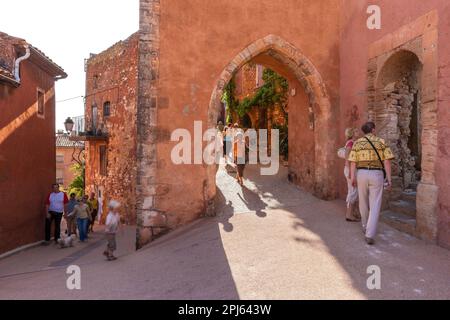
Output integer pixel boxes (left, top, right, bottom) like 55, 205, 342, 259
84, 33, 139, 225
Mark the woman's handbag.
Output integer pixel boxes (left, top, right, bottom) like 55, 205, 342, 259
337, 147, 346, 159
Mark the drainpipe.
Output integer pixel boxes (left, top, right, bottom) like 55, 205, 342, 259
14, 45, 31, 83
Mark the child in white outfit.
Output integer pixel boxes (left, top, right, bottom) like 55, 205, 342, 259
103, 200, 121, 261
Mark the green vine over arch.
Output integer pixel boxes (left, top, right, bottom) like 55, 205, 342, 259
221, 68, 289, 158
222, 68, 288, 117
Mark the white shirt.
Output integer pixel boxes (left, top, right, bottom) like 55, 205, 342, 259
47, 192, 67, 213
105, 212, 120, 234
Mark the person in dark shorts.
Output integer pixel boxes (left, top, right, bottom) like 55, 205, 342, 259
87, 192, 98, 233
103, 200, 121, 261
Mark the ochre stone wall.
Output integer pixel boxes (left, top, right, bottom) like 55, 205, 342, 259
84, 33, 139, 225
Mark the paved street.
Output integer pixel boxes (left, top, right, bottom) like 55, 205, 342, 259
0, 164, 449, 299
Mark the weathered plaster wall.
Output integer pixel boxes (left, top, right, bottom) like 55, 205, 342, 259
84, 33, 139, 224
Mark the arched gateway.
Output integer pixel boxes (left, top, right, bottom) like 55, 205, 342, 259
205, 35, 337, 209
135, 0, 341, 248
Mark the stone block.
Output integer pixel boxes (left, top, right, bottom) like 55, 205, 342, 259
416, 182, 439, 241
142, 210, 167, 227
137, 227, 152, 248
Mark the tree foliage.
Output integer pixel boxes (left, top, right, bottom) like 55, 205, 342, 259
222, 68, 289, 117
68, 163, 85, 197
221, 67, 290, 159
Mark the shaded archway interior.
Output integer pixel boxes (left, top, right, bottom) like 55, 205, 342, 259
375, 50, 423, 192
371, 49, 423, 223
205, 35, 337, 217
210, 51, 318, 210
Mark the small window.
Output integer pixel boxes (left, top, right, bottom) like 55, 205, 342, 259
103, 101, 111, 117
56, 154, 64, 163
56, 168, 64, 185
93, 75, 99, 89
92, 103, 98, 132
37, 88, 45, 118
99, 145, 107, 176
256, 65, 264, 87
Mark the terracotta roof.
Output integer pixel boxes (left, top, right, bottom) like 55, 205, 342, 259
56, 135, 84, 148
27, 45, 67, 79
0, 66, 18, 86
0, 30, 67, 82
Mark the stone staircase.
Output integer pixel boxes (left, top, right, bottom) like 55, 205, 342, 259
381, 186, 417, 236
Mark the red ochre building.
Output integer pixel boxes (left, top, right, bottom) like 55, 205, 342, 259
0, 31, 67, 255
75, 1, 450, 250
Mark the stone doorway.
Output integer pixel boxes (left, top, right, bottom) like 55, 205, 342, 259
370, 50, 424, 234
366, 16, 440, 242
378, 51, 423, 192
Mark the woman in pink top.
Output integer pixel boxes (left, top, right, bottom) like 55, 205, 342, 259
344, 128, 361, 222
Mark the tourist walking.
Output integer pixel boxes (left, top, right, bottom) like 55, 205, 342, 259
87, 192, 99, 233
349, 121, 395, 245
217, 120, 224, 132
103, 200, 122, 261
72, 195, 92, 242
216, 123, 224, 163
224, 125, 233, 161
65, 193, 78, 236
343, 128, 361, 222
44, 183, 69, 244
233, 127, 249, 186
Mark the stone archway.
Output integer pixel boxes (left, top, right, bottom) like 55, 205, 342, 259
367, 36, 439, 241
374, 50, 423, 194
204, 35, 336, 210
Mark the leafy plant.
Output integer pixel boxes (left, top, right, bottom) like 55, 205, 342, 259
226, 113, 233, 124
222, 79, 239, 122
222, 68, 289, 118
68, 162, 85, 197
272, 123, 289, 160
221, 67, 289, 158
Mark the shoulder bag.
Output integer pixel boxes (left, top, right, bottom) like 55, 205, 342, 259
364, 137, 386, 180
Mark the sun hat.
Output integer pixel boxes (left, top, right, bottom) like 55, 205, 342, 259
345, 127, 355, 139
108, 200, 121, 209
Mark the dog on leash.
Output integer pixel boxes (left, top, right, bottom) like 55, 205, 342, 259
57, 234, 75, 248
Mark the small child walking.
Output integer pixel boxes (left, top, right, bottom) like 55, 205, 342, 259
103, 200, 121, 261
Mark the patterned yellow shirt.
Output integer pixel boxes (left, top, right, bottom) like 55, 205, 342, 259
348, 134, 395, 168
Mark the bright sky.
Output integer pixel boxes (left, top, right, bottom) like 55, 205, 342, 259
0, 0, 139, 130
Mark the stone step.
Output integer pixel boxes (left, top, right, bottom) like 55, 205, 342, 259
407, 182, 419, 191
400, 190, 417, 203
381, 210, 416, 236
389, 199, 416, 218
